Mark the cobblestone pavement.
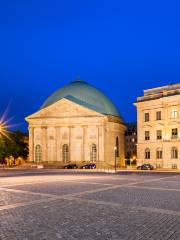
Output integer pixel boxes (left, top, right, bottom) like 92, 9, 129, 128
0, 170, 180, 239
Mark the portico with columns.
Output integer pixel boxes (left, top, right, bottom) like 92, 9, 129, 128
26, 80, 126, 167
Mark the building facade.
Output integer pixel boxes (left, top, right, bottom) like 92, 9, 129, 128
125, 122, 137, 160
26, 80, 126, 167
135, 83, 180, 169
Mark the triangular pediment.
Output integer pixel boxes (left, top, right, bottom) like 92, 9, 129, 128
26, 98, 104, 121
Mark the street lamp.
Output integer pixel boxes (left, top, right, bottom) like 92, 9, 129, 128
0, 123, 4, 137
114, 146, 117, 173
0, 105, 14, 139
130, 158, 132, 167
0, 121, 9, 139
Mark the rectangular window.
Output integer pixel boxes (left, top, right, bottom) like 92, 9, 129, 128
171, 109, 178, 119
157, 130, 162, 140
145, 150, 150, 159
145, 131, 150, 140
171, 148, 178, 159
145, 113, 149, 122
172, 164, 177, 169
156, 150, 162, 159
172, 128, 178, 139
156, 111, 161, 120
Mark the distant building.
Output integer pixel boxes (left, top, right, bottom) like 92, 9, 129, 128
26, 80, 126, 167
125, 122, 137, 160
134, 83, 180, 169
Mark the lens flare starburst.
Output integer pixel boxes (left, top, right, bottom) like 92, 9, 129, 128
0, 121, 9, 138
0, 102, 20, 139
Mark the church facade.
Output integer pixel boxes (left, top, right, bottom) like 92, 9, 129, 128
26, 80, 126, 167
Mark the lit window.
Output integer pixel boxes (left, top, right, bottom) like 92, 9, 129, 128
171, 108, 178, 119
172, 128, 178, 139
145, 131, 150, 140
145, 113, 149, 122
156, 111, 161, 120
157, 130, 162, 140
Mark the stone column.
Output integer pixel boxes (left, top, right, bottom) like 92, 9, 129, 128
98, 125, 104, 162
29, 126, 34, 162
41, 127, 47, 162
53, 127, 57, 162
97, 126, 100, 161
69, 126, 72, 162
83, 126, 88, 161
56, 127, 61, 162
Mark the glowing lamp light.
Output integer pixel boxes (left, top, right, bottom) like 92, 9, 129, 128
114, 146, 117, 151
0, 103, 19, 139
0, 121, 8, 138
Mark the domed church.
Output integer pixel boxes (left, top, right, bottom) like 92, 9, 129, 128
26, 80, 126, 167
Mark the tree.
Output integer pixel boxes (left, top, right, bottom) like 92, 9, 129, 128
9, 131, 29, 164
0, 137, 7, 164
0, 130, 29, 165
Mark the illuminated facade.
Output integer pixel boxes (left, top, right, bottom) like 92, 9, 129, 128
135, 83, 180, 169
26, 80, 126, 167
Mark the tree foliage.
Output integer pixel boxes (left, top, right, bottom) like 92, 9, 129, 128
0, 137, 8, 164
0, 131, 29, 164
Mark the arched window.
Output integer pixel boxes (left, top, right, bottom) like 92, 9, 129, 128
62, 144, 69, 163
145, 148, 150, 159
171, 147, 178, 159
90, 144, 97, 162
35, 145, 42, 162
156, 148, 163, 159
116, 137, 119, 157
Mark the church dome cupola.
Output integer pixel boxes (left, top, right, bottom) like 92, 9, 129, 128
41, 79, 122, 118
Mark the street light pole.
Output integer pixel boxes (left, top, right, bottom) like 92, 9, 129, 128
114, 146, 117, 173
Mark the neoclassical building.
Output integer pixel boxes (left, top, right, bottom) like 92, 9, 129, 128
135, 83, 180, 169
26, 80, 126, 167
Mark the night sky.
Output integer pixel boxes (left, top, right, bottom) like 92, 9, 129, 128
0, 0, 180, 132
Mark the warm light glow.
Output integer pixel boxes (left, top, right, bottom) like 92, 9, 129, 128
0, 103, 19, 139
0, 120, 9, 138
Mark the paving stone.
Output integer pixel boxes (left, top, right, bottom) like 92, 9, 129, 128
0, 171, 180, 239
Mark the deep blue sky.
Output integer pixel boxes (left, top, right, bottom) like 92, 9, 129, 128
0, 0, 180, 132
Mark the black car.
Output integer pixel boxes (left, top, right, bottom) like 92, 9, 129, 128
137, 164, 154, 170
64, 164, 78, 169
80, 163, 96, 169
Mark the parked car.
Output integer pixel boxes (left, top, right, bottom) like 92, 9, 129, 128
80, 163, 96, 169
137, 164, 154, 170
64, 164, 78, 169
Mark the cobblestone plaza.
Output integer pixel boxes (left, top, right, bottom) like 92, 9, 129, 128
0, 170, 180, 239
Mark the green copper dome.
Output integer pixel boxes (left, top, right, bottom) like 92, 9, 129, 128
41, 80, 121, 117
